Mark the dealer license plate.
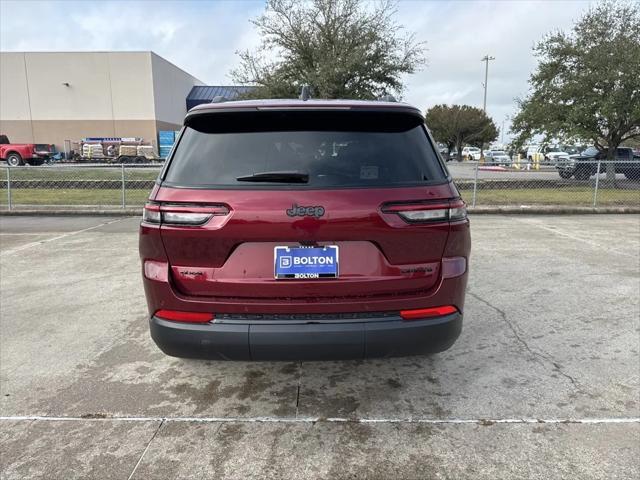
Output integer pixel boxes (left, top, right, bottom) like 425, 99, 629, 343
274, 246, 339, 279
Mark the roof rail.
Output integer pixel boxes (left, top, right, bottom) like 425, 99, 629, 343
379, 94, 397, 102
211, 96, 228, 103
299, 85, 312, 101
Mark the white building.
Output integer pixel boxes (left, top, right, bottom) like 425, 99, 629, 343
0, 51, 203, 151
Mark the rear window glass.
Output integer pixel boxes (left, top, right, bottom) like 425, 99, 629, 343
163, 111, 446, 188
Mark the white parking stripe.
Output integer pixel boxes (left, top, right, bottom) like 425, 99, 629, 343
0, 415, 638, 425
0, 218, 126, 257
512, 217, 636, 257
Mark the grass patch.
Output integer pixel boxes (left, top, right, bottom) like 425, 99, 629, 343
1, 185, 638, 208
0, 188, 151, 206
463, 187, 640, 206
3, 167, 160, 181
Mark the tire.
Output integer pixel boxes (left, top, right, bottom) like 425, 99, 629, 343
624, 171, 640, 180
6, 152, 23, 167
574, 167, 591, 180
118, 156, 131, 164
558, 171, 573, 179
134, 156, 145, 164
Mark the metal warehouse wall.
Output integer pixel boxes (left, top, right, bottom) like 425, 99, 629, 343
0, 51, 202, 150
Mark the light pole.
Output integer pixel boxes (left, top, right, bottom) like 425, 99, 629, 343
481, 55, 495, 112
480, 55, 495, 158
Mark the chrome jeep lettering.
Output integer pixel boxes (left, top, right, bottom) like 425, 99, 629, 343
286, 203, 325, 218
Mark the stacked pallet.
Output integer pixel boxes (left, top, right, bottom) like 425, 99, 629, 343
82, 143, 104, 158
118, 145, 138, 157
137, 145, 157, 159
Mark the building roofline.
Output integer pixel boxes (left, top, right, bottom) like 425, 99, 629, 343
0, 50, 204, 84
149, 51, 203, 84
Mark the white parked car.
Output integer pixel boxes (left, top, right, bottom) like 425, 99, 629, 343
527, 144, 571, 164
542, 145, 571, 165
526, 145, 541, 160
462, 147, 481, 160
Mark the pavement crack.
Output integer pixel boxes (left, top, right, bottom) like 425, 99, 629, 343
468, 291, 580, 388
295, 361, 302, 418
126, 418, 165, 480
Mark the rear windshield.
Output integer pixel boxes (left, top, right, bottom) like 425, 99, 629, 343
163, 111, 446, 189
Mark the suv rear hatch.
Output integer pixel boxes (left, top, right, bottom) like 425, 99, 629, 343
151, 107, 460, 301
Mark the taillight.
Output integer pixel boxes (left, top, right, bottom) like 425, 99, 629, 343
155, 309, 214, 323
142, 203, 161, 223
448, 199, 467, 221
382, 199, 467, 223
143, 202, 229, 226
161, 211, 214, 225
400, 305, 458, 320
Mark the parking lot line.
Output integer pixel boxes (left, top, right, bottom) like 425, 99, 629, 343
0, 217, 126, 257
512, 216, 637, 257
1, 415, 638, 425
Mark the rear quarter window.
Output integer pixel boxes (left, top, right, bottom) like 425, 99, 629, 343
163, 110, 447, 189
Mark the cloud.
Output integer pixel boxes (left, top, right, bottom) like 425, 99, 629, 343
1, 0, 591, 139
395, 0, 592, 138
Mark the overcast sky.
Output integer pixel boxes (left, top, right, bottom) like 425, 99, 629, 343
0, 0, 593, 141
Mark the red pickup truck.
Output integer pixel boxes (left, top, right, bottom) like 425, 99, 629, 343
0, 135, 52, 166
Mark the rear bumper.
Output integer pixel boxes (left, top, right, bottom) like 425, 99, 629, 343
149, 312, 462, 361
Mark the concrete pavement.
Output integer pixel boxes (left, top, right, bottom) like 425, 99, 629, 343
0, 215, 638, 479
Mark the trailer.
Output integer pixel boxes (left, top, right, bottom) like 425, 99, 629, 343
68, 137, 162, 163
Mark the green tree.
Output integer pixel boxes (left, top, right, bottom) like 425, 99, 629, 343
230, 0, 425, 99
511, 1, 640, 179
425, 105, 498, 161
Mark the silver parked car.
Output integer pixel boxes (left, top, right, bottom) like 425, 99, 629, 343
484, 150, 511, 166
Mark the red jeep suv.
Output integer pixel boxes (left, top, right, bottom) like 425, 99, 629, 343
139, 98, 470, 360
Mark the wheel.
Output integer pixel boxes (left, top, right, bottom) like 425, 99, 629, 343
558, 171, 573, 179
118, 156, 131, 164
574, 167, 590, 180
134, 156, 145, 164
624, 171, 640, 180
6, 152, 23, 167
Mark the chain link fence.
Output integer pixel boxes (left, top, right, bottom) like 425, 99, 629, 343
0, 160, 638, 210
0, 164, 161, 210
449, 159, 640, 208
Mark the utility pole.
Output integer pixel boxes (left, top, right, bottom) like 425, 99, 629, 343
479, 55, 495, 159
481, 55, 495, 112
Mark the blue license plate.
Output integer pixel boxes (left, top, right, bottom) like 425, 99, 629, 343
274, 246, 339, 279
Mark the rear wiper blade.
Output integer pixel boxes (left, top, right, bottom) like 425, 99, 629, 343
236, 171, 309, 183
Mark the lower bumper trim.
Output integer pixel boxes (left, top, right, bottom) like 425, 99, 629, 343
149, 313, 462, 361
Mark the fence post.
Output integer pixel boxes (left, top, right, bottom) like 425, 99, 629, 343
121, 164, 126, 208
6, 167, 12, 211
472, 161, 479, 207
593, 160, 601, 207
